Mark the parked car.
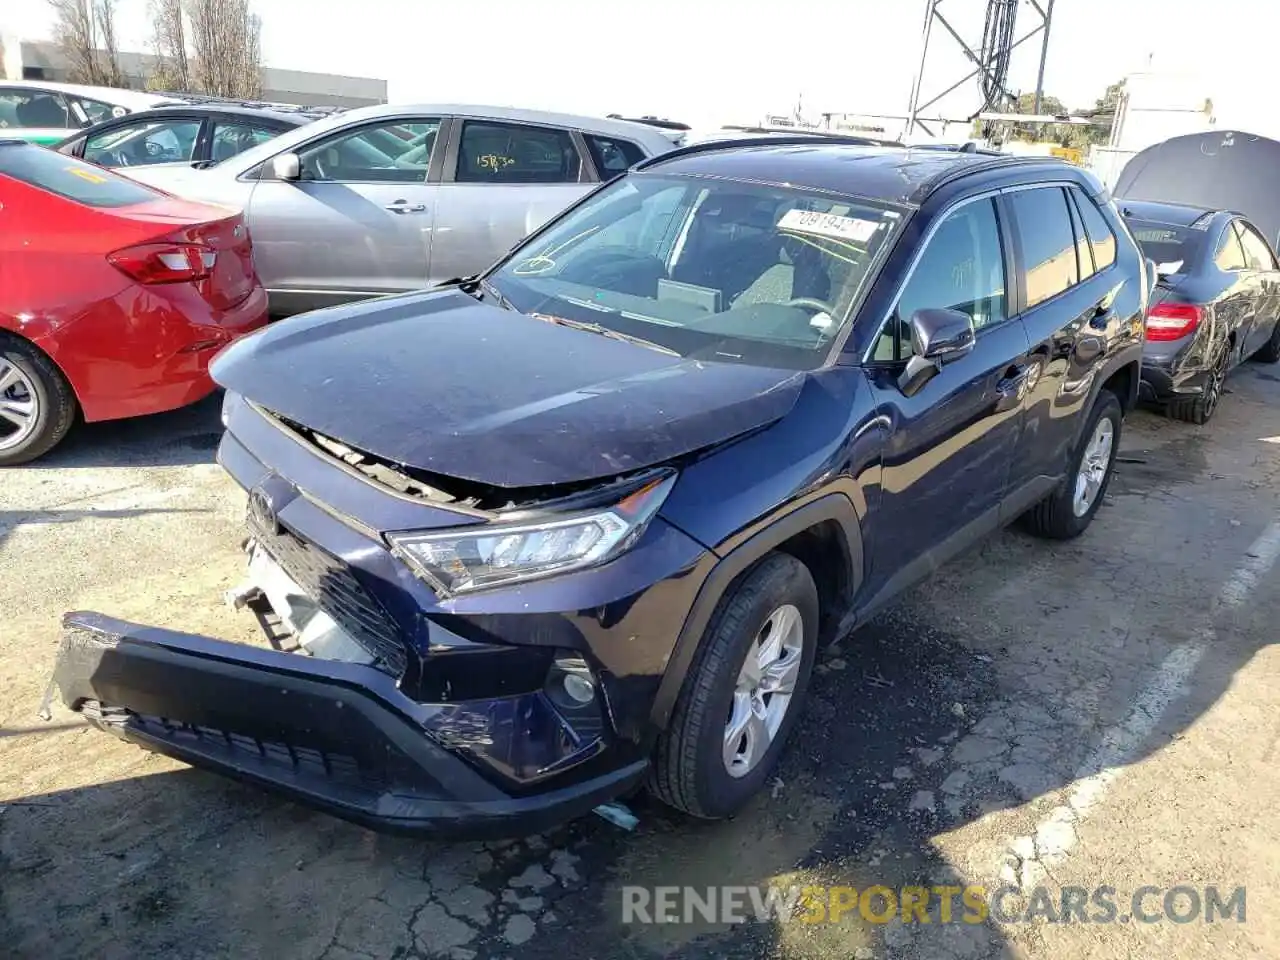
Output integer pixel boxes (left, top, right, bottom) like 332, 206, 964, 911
48, 138, 1145, 835
119, 104, 680, 315
0, 139, 269, 464
1119, 200, 1280, 423
0, 80, 177, 146
54, 100, 339, 172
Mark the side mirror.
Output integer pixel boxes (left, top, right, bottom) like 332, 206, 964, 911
897, 308, 976, 397
270, 152, 301, 181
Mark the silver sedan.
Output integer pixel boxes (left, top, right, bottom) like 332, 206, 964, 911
123, 104, 679, 315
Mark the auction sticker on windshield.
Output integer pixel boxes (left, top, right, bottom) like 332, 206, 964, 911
778, 209, 880, 243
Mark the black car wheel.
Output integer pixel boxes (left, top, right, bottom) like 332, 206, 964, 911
1168, 344, 1228, 425
0, 335, 77, 466
1022, 390, 1123, 540
1253, 319, 1280, 363
649, 552, 818, 819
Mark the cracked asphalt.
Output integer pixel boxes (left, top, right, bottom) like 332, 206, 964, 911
3, 364, 1280, 959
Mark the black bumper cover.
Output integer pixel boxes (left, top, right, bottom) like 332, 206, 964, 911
49, 612, 645, 838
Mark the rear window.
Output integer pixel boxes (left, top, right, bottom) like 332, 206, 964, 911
1124, 218, 1206, 266
0, 142, 163, 208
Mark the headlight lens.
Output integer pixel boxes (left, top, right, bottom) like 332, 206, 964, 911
388, 474, 676, 595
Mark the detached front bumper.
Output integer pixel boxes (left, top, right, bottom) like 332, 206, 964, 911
48, 612, 646, 839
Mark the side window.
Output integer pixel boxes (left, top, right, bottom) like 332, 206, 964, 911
296, 119, 439, 183
1010, 187, 1079, 308
1070, 187, 1117, 270
456, 121, 582, 184
0, 88, 70, 130
1214, 223, 1248, 271
1236, 221, 1278, 271
210, 121, 279, 163
584, 134, 646, 179
1067, 190, 1094, 280
84, 119, 201, 167
67, 96, 121, 127
877, 198, 1008, 361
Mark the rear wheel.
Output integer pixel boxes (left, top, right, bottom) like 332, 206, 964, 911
0, 336, 77, 466
1022, 390, 1122, 540
1253, 320, 1280, 363
1168, 344, 1228, 425
648, 552, 818, 819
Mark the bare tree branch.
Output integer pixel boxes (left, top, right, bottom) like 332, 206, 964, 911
146, 0, 191, 91
94, 0, 124, 87
184, 0, 262, 99
47, 0, 104, 85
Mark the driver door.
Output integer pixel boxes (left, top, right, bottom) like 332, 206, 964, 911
860, 196, 1030, 601
245, 117, 442, 314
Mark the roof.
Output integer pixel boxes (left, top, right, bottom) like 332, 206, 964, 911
0, 80, 173, 111
636, 139, 1059, 206
1116, 198, 1217, 225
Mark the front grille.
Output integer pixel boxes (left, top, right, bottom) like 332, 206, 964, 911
252, 521, 409, 679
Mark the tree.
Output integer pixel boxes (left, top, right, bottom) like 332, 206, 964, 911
185, 0, 262, 98
146, 0, 191, 92
47, 0, 123, 87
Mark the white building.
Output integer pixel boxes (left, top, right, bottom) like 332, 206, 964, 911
2, 34, 386, 108
1089, 71, 1215, 189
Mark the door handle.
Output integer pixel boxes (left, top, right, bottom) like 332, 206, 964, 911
385, 200, 428, 214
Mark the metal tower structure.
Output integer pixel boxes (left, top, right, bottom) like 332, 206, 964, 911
904, 0, 1058, 139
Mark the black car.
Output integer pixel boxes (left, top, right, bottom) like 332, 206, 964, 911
50, 139, 1146, 837
1120, 200, 1280, 423
53, 99, 339, 170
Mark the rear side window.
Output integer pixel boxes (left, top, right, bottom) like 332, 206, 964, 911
1066, 190, 1093, 280
1009, 187, 1078, 308
1214, 225, 1247, 271
0, 143, 162, 208
1070, 187, 1117, 271
210, 121, 279, 163
584, 135, 646, 178
457, 121, 581, 184
1236, 221, 1278, 271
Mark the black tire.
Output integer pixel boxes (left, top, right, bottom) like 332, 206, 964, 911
1253, 320, 1280, 363
1168, 344, 1228, 425
0, 335, 77, 466
1022, 390, 1123, 541
648, 552, 819, 819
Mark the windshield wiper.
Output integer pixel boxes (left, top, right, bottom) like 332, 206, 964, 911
529, 312, 680, 356
478, 277, 516, 311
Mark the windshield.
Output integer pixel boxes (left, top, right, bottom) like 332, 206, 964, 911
1125, 218, 1206, 268
487, 173, 901, 369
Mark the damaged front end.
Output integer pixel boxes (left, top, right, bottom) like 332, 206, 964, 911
42, 392, 711, 837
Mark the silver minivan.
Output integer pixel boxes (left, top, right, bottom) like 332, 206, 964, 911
124, 104, 679, 315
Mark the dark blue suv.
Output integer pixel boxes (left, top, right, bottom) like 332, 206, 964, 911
50, 138, 1147, 836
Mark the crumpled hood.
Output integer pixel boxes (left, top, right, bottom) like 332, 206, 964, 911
211, 289, 806, 488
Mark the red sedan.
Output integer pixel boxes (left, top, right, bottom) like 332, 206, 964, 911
0, 139, 269, 464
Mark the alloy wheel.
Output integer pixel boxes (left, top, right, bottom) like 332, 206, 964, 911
723, 603, 805, 778
0, 359, 39, 453
1072, 417, 1114, 517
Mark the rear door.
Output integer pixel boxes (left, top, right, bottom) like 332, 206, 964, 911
1001, 184, 1121, 510
861, 194, 1030, 594
1235, 219, 1280, 357
244, 115, 442, 312
429, 117, 592, 285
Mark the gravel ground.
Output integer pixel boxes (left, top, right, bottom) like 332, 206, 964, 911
3, 365, 1279, 960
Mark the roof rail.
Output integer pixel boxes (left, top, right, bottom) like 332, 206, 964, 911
635, 133, 904, 170
607, 114, 692, 132
913, 153, 1072, 203
148, 91, 347, 115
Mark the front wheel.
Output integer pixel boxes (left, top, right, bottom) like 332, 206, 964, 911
648, 552, 819, 819
1253, 319, 1280, 363
1022, 390, 1122, 540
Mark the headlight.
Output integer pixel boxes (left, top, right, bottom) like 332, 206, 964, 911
387, 473, 676, 595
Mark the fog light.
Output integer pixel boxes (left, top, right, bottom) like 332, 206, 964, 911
562, 672, 595, 704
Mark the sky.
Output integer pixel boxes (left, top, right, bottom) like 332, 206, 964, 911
5, 0, 1274, 135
